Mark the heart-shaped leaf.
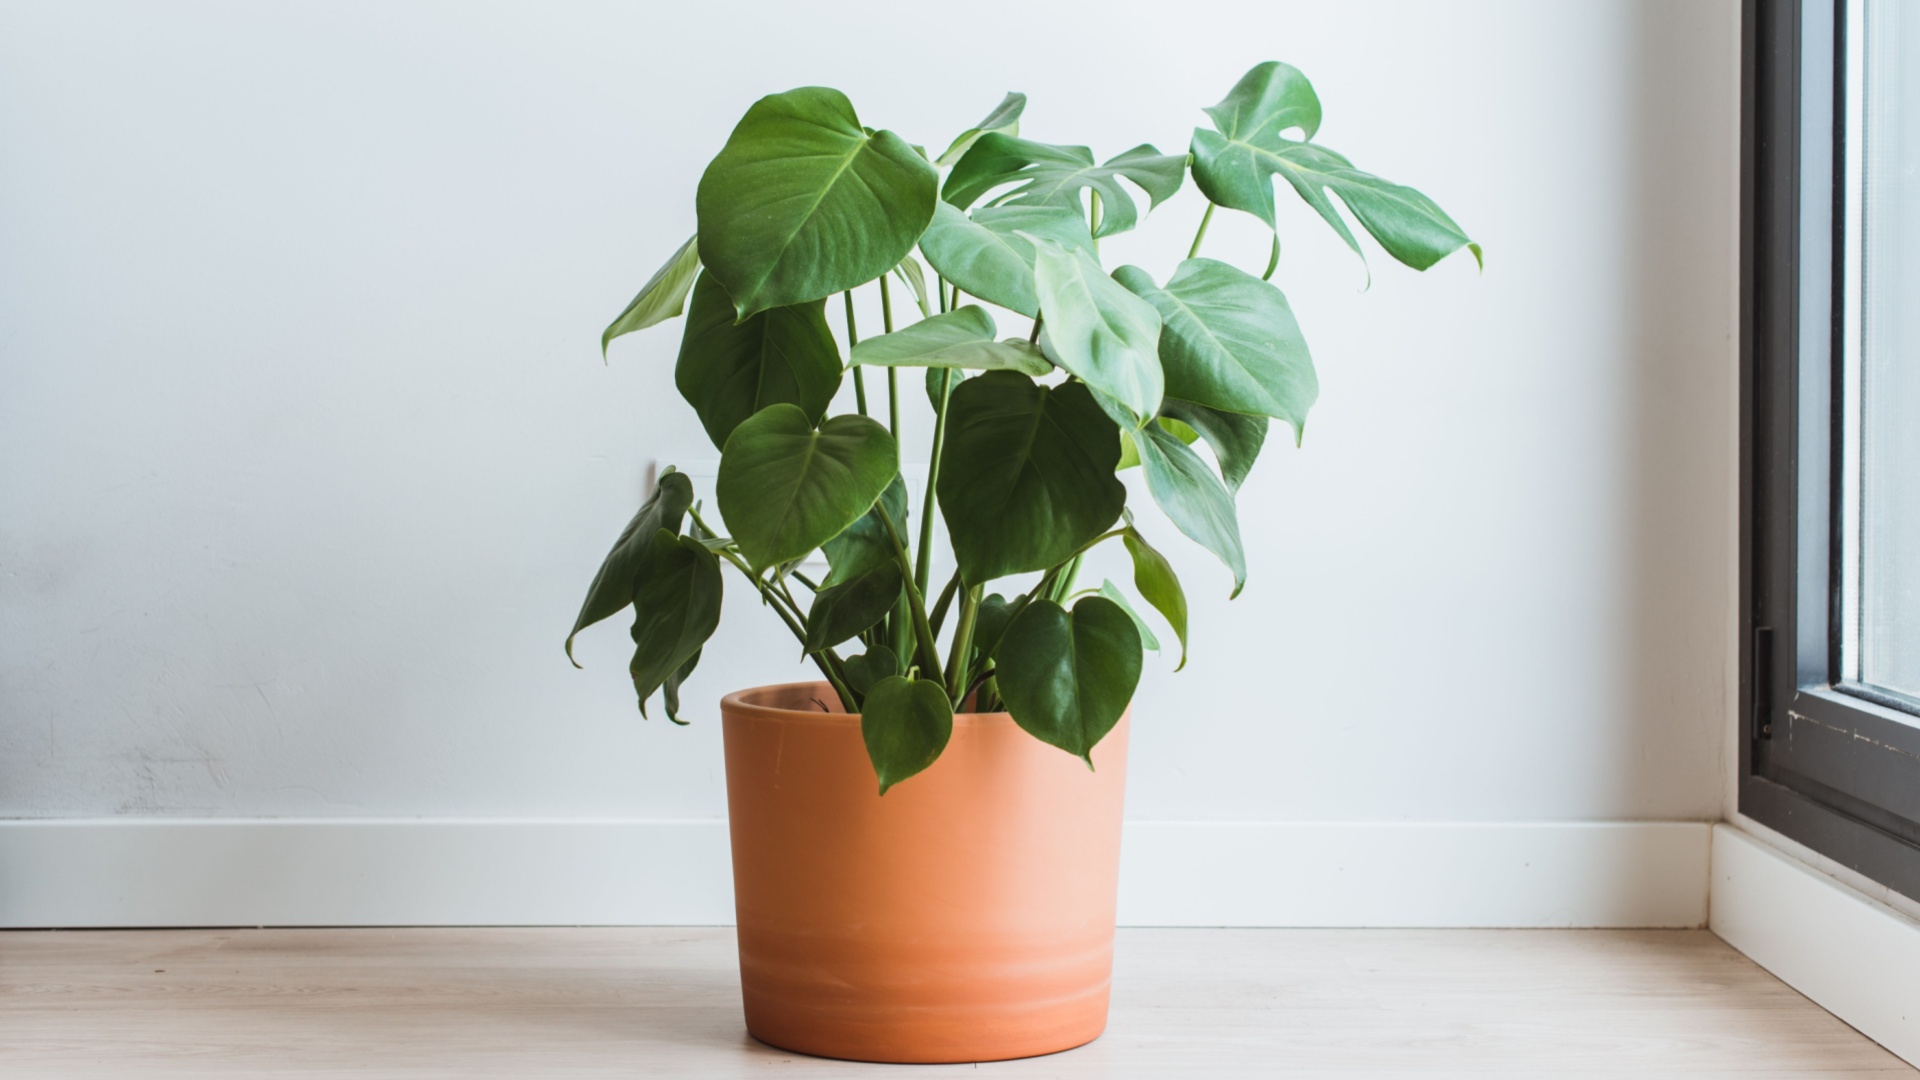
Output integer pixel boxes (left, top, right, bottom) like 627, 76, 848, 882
850, 305, 1049, 375
1135, 421, 1247, 596
1123, 525, 1189, 669
821, 474, 909, 588
1028, 236, 1164, 422
994, 596, 1141, 762
1113, 259, 1317, 433
602, 235, 701, 357
674, 273, 843, 450
860, 675, 955, 793
1098, 580, 1161, 652
944, 134, 1184, 238
1158, 399, 1268, 492
804, 558, 904, 653
566, 468, 694, 664
917, 202, 1094, 317
628, 530, 724, 717
842, 645, 899, 697
696, 86, 938, 318
936, 91, 1026, 166
937, 372, 1125, 584
717, 405, 899, 572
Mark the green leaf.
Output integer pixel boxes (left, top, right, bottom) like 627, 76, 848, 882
804, 558, 904, 653
971, 592, 1016, 658
716, 405, 900, 572
850, 305, 1049, 375
602, 235, 701, 358
1098, 579, 1161, 652
936, 91, 1026, 166
1027, 236, 1163, 422
994, 596, 1141, 762
1136, 420, 1247, 596
1116, 416, 1199, 471
893, 255, 932, 318
861, 675, 954, 793
674, 273, 843, 449
628, 530, 725, 717
696, 86, 938, 318
566, 468, 694, 664
917, 201, 1094, 317
1188, 63, 1476, 271
943, 133, 1185, 238
937, 372, 1125, 584
842, 645, 899, 697
821, 474, 909, 588
1123, 525, 1190, 670
1113, 259, 1317, 433
1159, 398, 1268, 491
661, 648, 701, 725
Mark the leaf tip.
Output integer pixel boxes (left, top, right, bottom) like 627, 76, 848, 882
565, 636, 584, 670
1469, 242, 1485, 271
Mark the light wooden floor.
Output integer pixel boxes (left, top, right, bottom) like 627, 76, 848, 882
2, 928, 1911, 1078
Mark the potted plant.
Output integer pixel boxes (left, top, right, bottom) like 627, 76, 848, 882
570, 60, 1476, 1064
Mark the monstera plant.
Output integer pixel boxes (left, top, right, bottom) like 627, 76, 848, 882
572, 62, 1476, 792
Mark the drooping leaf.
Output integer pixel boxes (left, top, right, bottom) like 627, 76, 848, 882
942, 133, 1185, 238
850, 305, 1049, 375
1158, 399, 1269, 491
1098, 580, 1161, 652
602, 235, 701, 358
1135, 421, 1247, 597
821, 474, 909, 588
1123, 525, 1190, 669
861, 675, 954, 793
674, 273, 843, 449
917, 201, 1095, 317
716, 405, 899, 571
1027, 236, 1163, 422
1189, 63, 1477, 270
993, 596, 1141, 762
893, 255, 932, 317
1113, 259, 1317, 432
842, 645, 899, 697
661, 648, 701, 725
804, 558, 904, 653
1116, 416, 1199, 471
566, 468, 695, 664
936, 91, 1026, 166
629, 530, 724, 716
696, 86, 938, 318
937, 372, 1125, 585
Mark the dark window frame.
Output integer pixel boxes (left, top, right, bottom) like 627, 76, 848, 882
1743, 0, 1920, 900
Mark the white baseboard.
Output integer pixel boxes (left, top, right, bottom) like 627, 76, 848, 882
0, 818, 1708, 930
1709, 823, 1920, 1067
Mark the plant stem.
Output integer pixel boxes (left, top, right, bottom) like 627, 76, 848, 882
844, 291, 868, 417
1028, 313, 1043, 345
690, 510, 857, 710
936, 274, 948, 315
928, 570, 960, 635
914, 368, 953, 598
1262, 233, 1280, 280
1089, 189, 1102, 253
1188, 202, 1216, 259
873, 500, 945, 680
879, 275, 900, 437
944, 585, 981, 700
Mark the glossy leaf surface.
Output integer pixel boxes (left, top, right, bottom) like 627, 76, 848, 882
804, 558, 904, 652
675, 273, 842, 449
917, 201, 1094, 317
943, 134, 1184, 238
842, 645, 899, 697
937, 373, 1124, 584
936, 91, 1026, 166
1113, 259, 1316, 432
716, 406, 899, 571
566, 468, 694, 663
1158, 398, 1269, 491
696, 87, 938, 318
861, 675, 954, 793
628, 530, 724, 716
850, 305, 1048, 374
994, 596, 1141, 762
602, 235, 701, 357
1029, 237, 1163, 422
1099, 579, 1161, 652
1123, 525, 1190, 669
1136, 421, 1247, 596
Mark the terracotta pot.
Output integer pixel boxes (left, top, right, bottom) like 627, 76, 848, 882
719, 680, 1131, 1064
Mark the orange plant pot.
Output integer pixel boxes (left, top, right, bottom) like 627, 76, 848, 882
719, 681, 1131, 1064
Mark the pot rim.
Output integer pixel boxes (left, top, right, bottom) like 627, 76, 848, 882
720, 680, 1021, 726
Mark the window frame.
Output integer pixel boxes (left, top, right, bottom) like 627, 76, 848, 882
1743, 0, 1920, 900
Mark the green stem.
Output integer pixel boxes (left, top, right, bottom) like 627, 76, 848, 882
844, 291, 868, 417
873, 501, 944, 680
936, 274, 948, 315
944, 585, 981, 700
914, 368, 954, 598
1188, 202, 1216, 259
1046, 553, 1084, 603
1089, 189, 1102, 254
928, 570, 961, 635
694, 518, 857, 711
1028, 312, 1043, 345
1263, 233, 1280, 281
879, 276, 899, 437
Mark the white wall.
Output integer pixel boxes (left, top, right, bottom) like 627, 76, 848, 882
0, 1, 1737, 833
